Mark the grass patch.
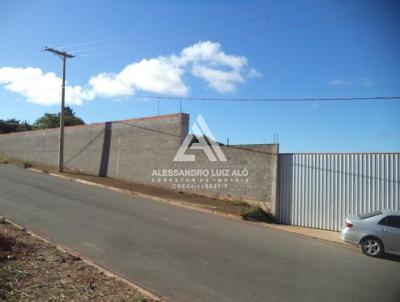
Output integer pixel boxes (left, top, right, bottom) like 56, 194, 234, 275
228, 200, 251, 207
241, 207, 274, 223
0, 156, 8, 164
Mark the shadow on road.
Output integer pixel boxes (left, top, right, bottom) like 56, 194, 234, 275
381, 253, 400, 262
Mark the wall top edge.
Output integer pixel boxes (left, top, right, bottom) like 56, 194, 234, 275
0, 112, 189, 137
279, 152, 400, 155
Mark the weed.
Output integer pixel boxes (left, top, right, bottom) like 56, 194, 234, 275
241, 207, 274, 223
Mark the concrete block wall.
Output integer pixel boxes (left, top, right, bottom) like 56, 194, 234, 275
167, 144, 278, 211
0, 114, 183, 172
0, 113, 278, 212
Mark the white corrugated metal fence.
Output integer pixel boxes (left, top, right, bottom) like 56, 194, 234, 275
277, 153, 400, 231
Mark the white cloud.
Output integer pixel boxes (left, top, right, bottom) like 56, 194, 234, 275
179, 41, 251, 93
65, 86, 95, 105
0, 67, 94, 105
179, 41, 247, 70
89, 72, 134, 96
0, 41, 260, 105
118, 57, 188, 95
88, 41, 253, 96
328, 79, 352, 86
88, 57, 188, 97
192, 65, 244, 93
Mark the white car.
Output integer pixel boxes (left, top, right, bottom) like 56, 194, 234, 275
341, 210, 400, 257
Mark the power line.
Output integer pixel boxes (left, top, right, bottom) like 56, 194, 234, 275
221, 1, 399, 40
232, 85, 400, 94
70, 45, 112, 54
153, 0, 295, 30
52, 1, 398, 58
165, 0, 345, 38
76, 51, 121, 57
52, 1, 294, 53
192, 0, 295, 23
138, 95, 400, 102
55, 0, 344, 52
96, 92, 400, 102
55, 36, 124, 50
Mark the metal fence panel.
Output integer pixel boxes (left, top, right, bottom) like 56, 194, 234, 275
277, 153, 400, 231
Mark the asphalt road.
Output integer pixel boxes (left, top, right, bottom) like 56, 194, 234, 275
0, 164, 399, 302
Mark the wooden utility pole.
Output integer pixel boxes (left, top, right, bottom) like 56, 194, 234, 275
43, 47, 74, 172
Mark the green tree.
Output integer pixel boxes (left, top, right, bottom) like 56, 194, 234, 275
34, 106, 84, 129
0, 118, 33, 133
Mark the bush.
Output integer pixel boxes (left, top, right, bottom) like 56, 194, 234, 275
241, 207, 274, 223
23, 161, 32, 169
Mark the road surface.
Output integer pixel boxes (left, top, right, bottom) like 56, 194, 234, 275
0, 164, 399, 302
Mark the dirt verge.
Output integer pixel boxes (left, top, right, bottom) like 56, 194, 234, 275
0, 218, 157, 302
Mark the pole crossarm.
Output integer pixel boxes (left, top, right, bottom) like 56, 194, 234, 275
43, 46, 75, 58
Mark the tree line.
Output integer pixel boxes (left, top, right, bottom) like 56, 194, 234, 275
0, 106, 84, 134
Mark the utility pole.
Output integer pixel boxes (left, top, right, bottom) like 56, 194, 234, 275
43, 47, 74, 172
272, 132, 279, 144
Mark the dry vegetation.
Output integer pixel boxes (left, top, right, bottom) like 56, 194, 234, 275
0, 218, 154, 302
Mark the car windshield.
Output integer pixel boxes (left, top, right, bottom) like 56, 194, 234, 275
358, 210, 382, 219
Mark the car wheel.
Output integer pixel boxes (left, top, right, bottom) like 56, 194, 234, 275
360, 237, 384, 257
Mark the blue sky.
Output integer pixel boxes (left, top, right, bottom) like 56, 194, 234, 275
0, 0, 399, 152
